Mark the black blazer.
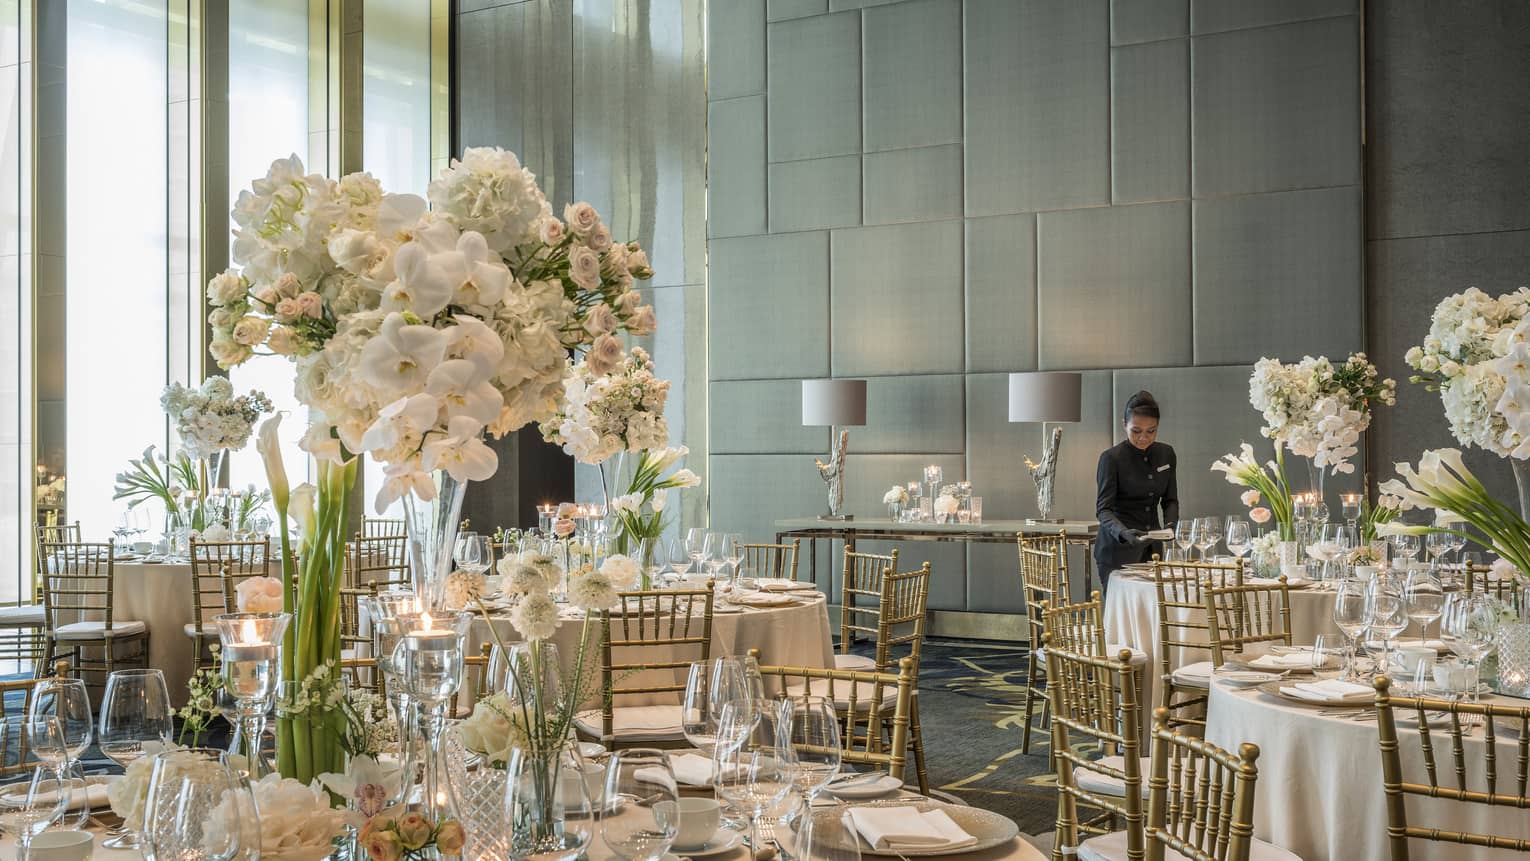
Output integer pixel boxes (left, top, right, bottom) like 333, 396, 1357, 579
1094, 441, 1180, 575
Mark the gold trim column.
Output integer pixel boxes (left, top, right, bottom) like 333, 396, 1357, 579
430, 0, 450, 174
19, 0, 37, 597
309, 0, 363, 178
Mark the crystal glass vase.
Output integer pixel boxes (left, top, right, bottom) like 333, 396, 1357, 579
1498, 623, 1530, 696
403, 471, 471, 612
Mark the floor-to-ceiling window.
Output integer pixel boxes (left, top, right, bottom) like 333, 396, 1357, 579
64, 0, 169, 538
0, 1, 24, 603
226, 0, 310, 491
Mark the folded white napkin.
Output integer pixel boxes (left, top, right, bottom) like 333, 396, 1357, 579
1142, 529, 1174, 541
1247, 653, 1316, 670
666, 753, 715, 786
1284, 678, 1373, 703
846, 806, 977, 851
632, 766, 680, 795
733, 592, 797, 607
759, 578, 807, 592
25, 783, 111, 811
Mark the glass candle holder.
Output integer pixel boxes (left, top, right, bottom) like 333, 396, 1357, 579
392, 611, 473, 828
970, 496, 983, 524
538, 504, 555, 534
214, 612, 290, 778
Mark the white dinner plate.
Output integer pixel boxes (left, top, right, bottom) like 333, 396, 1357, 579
823, 774, 904, 799
0, 774, 118, 810
1216, 670, 1282, 687
845, 800, 1020, 857
672, 827, 745, 857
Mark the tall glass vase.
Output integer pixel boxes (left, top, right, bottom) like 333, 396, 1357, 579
1513, 458, 1530, 520
403, 471, 471, 612
598, 451, 630, 553
506, 741, 593, 861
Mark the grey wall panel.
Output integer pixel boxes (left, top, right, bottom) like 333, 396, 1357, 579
853, 375, 967, 454
1037, 201, 1192, 370
1111, 0, 1187, 45
849, 537, 969, 612
1193, 186, 1362, 366
1191, 0, 1355, 35
768, 156, 862, 232
768, 0, 828, 21
964, 0, 1110, 215
710, 380, 830, 455
708, 0, 767, 100
710, 232, 831, 380
862, 0, 962, 152
1111, 39, 1189, 204
1366, 229, 1530, 509
965, 214, 1038, 373
964, 371, 1115, 523
863, 145, 962, 225
966, 544, 1027, 615
707, 97, 768, 239
1365, 3, 1530, 240
768, 13, 862, 161
710, 453, 832, 560
1192, 16, 1360, 196
830, 0, 904, 9
830, 221, 964, 376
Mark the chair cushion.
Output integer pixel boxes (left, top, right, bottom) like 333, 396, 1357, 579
1078, 829, 1300, 861
1170, 661, 1213, 688
786, 679, 899, 712
54, 620, 146, 640
1072, 756, 1150, 799
183, 622, 218, 638
573, 705, 685, 742
834, 654, 877, 670
0, 605, 44, 626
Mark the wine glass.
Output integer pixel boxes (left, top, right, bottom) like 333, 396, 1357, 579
1425, 532, 1454, 567
682, 658, 765, 756
1404, 568, 1445, 643
785, 800, 863, 861
1366, 579, 1409, 676
1224, 520, 1252, 565
685, 528, 709, 574
1192, 516, 1222, 561
603, 749, 680, 861
667, 539, 692, 582
1441, 592, 1497, 701
1174, 521, 1195, 557
1448, 531, 1469, 565
29, 678, 92, 797
114, 510, 135, 551
453, 532, 491, 576
723, 533, 747, 585
1332, 579, 1370, 682
1389, 532, 1422, 565
99, 668, 175, 847
141, 748, 246, 861
712, 700, 794, 853
0, 723, 69, 859
702, 533, 728, 583
782, 696, 841, 803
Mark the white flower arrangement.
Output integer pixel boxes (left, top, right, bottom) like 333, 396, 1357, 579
216, 772, 352, 861
457, 692, 532, 767
107, 741, 178, 829
933, 493, 959, 516
883, 485, 908, 506
1250, 531, 1280, 558
1249, 353, 1395, 475
235, 576, 284, 613
1405, 287, 1530, 458
539, 346, 671, 464
161, 377, 273, 459
206, 150, 659, 512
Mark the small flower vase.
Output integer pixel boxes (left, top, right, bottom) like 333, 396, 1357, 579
887, 502, 902, 521
403, 471, 471, 611
1497, 623, 1530, 696
507, 742, 594, 861
447, 727, 513, 861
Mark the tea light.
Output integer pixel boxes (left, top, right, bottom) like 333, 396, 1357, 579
406, 612, 459, 651
215, 612, 290, 778
924, 465, 942, 485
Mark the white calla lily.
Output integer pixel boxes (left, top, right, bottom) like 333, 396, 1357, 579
256, 413, 289, 512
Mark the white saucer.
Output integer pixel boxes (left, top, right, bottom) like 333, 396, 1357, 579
672, 827, 745, 857
823, 774, 903, 799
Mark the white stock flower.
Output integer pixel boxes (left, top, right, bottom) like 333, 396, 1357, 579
599, 554, 641, 590
442, 570, 487, 609
570, 570, 619, 611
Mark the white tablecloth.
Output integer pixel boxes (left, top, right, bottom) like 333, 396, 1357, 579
1206, 675, 1530, 860
67, 560, 198, 704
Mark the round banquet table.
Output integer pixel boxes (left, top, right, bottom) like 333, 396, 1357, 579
1205, 675, 1530, 860
469, 591, 837, 706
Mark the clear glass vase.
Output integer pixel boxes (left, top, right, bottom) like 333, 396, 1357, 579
457, 760, 511, 860
403, 471, 471, 612
506, 742, 594, 861
1498, 623, 1530, 696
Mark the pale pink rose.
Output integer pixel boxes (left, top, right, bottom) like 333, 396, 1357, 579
252, 284, 280, 307
273, 272, 303, 299
585, 334, 624, 376
538, 217, 566, 245
583, 303, 618, 337
625, 248, 651, 276
556, 502, 578, 518
563, 201, 600, 235
1248, 507, 1272, 524
585, 223, 613, 252
274, 298, 301, 322
1240, 489, 1260, 507
235, 576, 284, 614
295, 292, 324, 319
626, 305, 657, 336
552, 518, 576, 538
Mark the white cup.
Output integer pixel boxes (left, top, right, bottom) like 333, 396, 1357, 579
669, 797, 721, 850
132, 541, 154, 555
28, 830, 93, 861
1433, 660, 1478, 694
1395, 646, 1434, 677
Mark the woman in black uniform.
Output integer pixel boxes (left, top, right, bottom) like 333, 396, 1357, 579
1094, 391, 1179, 594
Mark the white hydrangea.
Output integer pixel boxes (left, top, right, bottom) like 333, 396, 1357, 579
1248, 353, 1394, 475
569, 570, 619, 611
509, 591, 559, 641
160, 378, 273, 459
1406, 287, 1530, 458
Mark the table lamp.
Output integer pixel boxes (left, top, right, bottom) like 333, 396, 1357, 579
1009, 372, 1082, 523
802, 379, 867, 520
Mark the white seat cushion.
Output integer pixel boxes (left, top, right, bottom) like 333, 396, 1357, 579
573, 705, 685, 742
786, 679, 898, 712
0, 605, 44, 626
834, 654, 877, 670
1078, 828, 1300, 861
183, 622, 218, 638
1072, 756, 1150, 799
1170, 661, 1213, 688
53, 620, 146, 640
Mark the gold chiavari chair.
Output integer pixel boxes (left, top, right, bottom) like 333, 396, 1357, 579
751, 648, 917, 784
575, 586, 715, 749
1373, 675, 1530, 859
348, 534, 410, 591
0, 523, 74, 671
0, 660, 71, 777
1021, 532, 1070, 754
1152, 558, 1243, 729
739, 540, 801, 581
362, 517, 406, 538
186, 539, 272, 673
1044, 635, 1144, 860
38, 541, 148, 684
1464, 563, 1525, 605
839, 547, 899, 656
1203, 579, 1293, 668
339, 586, 373, 660
1076, 708, 1276, 861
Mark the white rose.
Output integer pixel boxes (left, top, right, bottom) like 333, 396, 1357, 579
538, 217, 566, 245
586, 334, 624, 376
457, 693, 528, 766
206, 270, 246, 305
568, 245, 602, 290
232, 315, 271, 347
626, 249, 650, 276
1419, 355, 1440, 373
235, 576, 285, 614
267, 326, 300, 355
585, 223, 613, 252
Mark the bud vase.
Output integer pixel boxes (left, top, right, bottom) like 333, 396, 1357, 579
506, 742, 594, 861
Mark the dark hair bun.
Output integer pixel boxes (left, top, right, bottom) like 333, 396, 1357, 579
1124, 390, 1160, 422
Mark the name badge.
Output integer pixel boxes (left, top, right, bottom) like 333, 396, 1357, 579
1157, 464, 1171, 472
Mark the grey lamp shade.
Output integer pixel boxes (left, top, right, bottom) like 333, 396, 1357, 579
1008, 372, 1082, 423
801, 379, 868, 426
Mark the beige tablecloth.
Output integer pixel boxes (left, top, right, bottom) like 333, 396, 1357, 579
88, 560, 198, 704
1206, 675, 1530, 860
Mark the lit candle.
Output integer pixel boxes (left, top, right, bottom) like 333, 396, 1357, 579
1341, 493, 1360, 504
406, 612, 458, 651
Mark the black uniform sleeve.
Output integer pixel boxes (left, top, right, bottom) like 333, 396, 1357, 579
1095, 450, 1129, 544
1160, 446, 1180, 529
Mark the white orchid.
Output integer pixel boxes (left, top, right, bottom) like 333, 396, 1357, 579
358, 313, 448, 396
374, 458, 436, 514
421, 415, 498, 482
359, 393, 441, 459
426, 359, 502, 426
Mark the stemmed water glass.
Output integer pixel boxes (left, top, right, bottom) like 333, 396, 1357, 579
1332, 579, 1370, 681
712, 700, 794, 853
0, 720, 70, 858
685, 528, 710, 574
723, 533, 746, 586
602, 749, 679, 861
1174, 521, 1195, 559
1224, 520, 1252, 568
1403, 568, 1445, 644
28, 677, 92, 807
702, 533, 728, 583
1441, 592, 1498, 701
1192, 516, 1222, 561
784, 800, 863, 861
682, 658, 765, 757
1389, 532, 1422, 567
140, 748, 249, 861
453, 532, 491, 578
782, 696, 841, 803
1365, 579, 1409, 676
667, 539, 692, 582
1425, 532, 1454, 568
99, 668, 176, 847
